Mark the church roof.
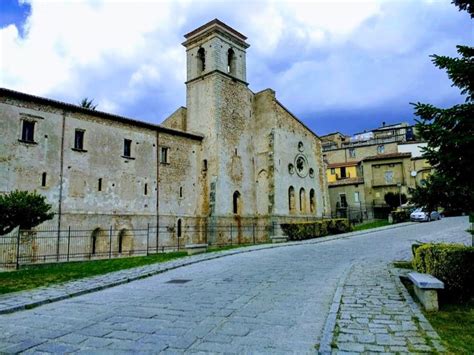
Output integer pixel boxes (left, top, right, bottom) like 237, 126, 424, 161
184, 18, 247, 41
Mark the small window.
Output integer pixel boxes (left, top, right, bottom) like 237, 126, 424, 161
41, 172, 47, 187
98, 178, 102, 191
384, 170, 394, 184
354, 191, 360, 203
233, 191, 241, 214
177, 219, 182, 238
179, 186, 183, 198
160, 147, 169, 164
377, 144, 385, 154
330, 168, 336, 175
74, 130, 85, 150
144, 183, 148, 196
21, 120, 35, 142
123, 139, 132, 157
203, 159, 208, 171
349, 148, 356, 158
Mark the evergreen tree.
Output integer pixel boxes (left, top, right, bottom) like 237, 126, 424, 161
410, 1, 473, 212
0, 191, 54, 235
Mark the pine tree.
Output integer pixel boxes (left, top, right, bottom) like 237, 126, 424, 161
410, 1, 473, 213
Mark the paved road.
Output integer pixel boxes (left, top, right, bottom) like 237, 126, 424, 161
0, 217, 470, 353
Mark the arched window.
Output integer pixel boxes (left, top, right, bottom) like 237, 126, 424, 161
197, 47, 205, 73
227, 48, 235, 74
310, 189, 316, 213
288, 186, 295, 213
177, 219, 182, 238
300, 188, 306, 213
233, 191, 241, 214
41, 172, 47, 187
91, 228, 101, 255
118, 229, 126, 253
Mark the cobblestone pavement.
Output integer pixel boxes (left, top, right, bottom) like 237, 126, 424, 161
0, 217, 470, 354
326, 264, 445, 354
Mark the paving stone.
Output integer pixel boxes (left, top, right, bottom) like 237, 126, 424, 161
337, 341, 365, 352
0, 219, 466, 353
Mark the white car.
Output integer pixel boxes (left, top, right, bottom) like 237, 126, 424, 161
410, 208, 441, 222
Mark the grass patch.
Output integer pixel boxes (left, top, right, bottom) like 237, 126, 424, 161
352, 219, 390, 231
425, 300, 474, 354
0, 252, 187, 295
401, 276, 474, 353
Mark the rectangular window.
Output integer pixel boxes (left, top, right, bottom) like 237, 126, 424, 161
160, 147, 169, 164
21, 121, 35, 142
385, 170, 394, 184
354, 191, 360, 203
41, 172, 47, 187
349, 148, 356, 158
340, 167, 347, 178
377, 144, 385, 154
98, 178, 102, 191
340, 194, 347, 208
330, 168, 335, 175
123, 139, 132, 157
144, 183, 148, 195
74, 130, 85, 150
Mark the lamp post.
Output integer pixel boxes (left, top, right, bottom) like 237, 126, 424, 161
397, 182, 402, 209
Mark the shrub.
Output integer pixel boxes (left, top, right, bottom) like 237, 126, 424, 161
281, 219, 352, 241
413, 243, 474, 301
391, 210, 409, 224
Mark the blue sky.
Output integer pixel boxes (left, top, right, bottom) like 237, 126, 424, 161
0, 0, 472, 136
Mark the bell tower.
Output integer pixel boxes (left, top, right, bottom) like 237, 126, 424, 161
182, 19, 249, 84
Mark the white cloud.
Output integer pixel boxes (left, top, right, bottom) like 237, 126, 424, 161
0, 0, 470, 131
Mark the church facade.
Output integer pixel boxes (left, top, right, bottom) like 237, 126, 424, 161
0, 20, 329, 252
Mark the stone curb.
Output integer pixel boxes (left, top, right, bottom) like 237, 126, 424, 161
0, 221, 415, 315
318, 265, 353, 354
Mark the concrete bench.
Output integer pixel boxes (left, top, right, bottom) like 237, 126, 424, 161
270, 236, 287, 243
408, 272, 444, 311
185, 244, 208, 255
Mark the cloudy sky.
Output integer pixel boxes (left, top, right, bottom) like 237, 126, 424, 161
0, 0, 471, 135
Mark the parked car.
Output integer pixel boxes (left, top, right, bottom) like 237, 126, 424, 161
410, 208, 441, 222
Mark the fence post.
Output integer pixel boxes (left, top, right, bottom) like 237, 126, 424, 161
56, 227, 60, 262
16, 228, 21, 270
67, 226, 71, 262
177, 231, 180, 251
230, 224, 233, 246
252, 223, 256, 244
109, 226, 112, 259
146, 223, 150, 256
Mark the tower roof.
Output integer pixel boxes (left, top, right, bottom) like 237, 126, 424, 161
183, 19, 249, 48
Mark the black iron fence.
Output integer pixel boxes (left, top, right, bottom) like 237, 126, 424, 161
0, 221, 280, 269
330, 204, 392, 224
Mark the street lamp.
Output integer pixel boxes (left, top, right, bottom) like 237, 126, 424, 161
397, 182, 402, 209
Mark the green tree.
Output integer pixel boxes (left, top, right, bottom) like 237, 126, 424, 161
0, 191, 54, 235
384, 192, 407, 210
410, 1, 473, 212
79, 97, 97, 110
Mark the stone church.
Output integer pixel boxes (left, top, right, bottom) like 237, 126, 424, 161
0, 19, 329, 253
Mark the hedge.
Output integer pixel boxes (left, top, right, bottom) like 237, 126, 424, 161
413, 243, 474, 301
391, 210, 409, 224
281, 219, 352, 241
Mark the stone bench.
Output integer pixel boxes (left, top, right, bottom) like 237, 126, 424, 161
270, 236, 288, 243
185, 244, 208, 255
408, 272, 444, 311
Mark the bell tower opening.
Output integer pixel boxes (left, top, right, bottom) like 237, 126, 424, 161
197, 47, 205, 73
183, 19, 250, 83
